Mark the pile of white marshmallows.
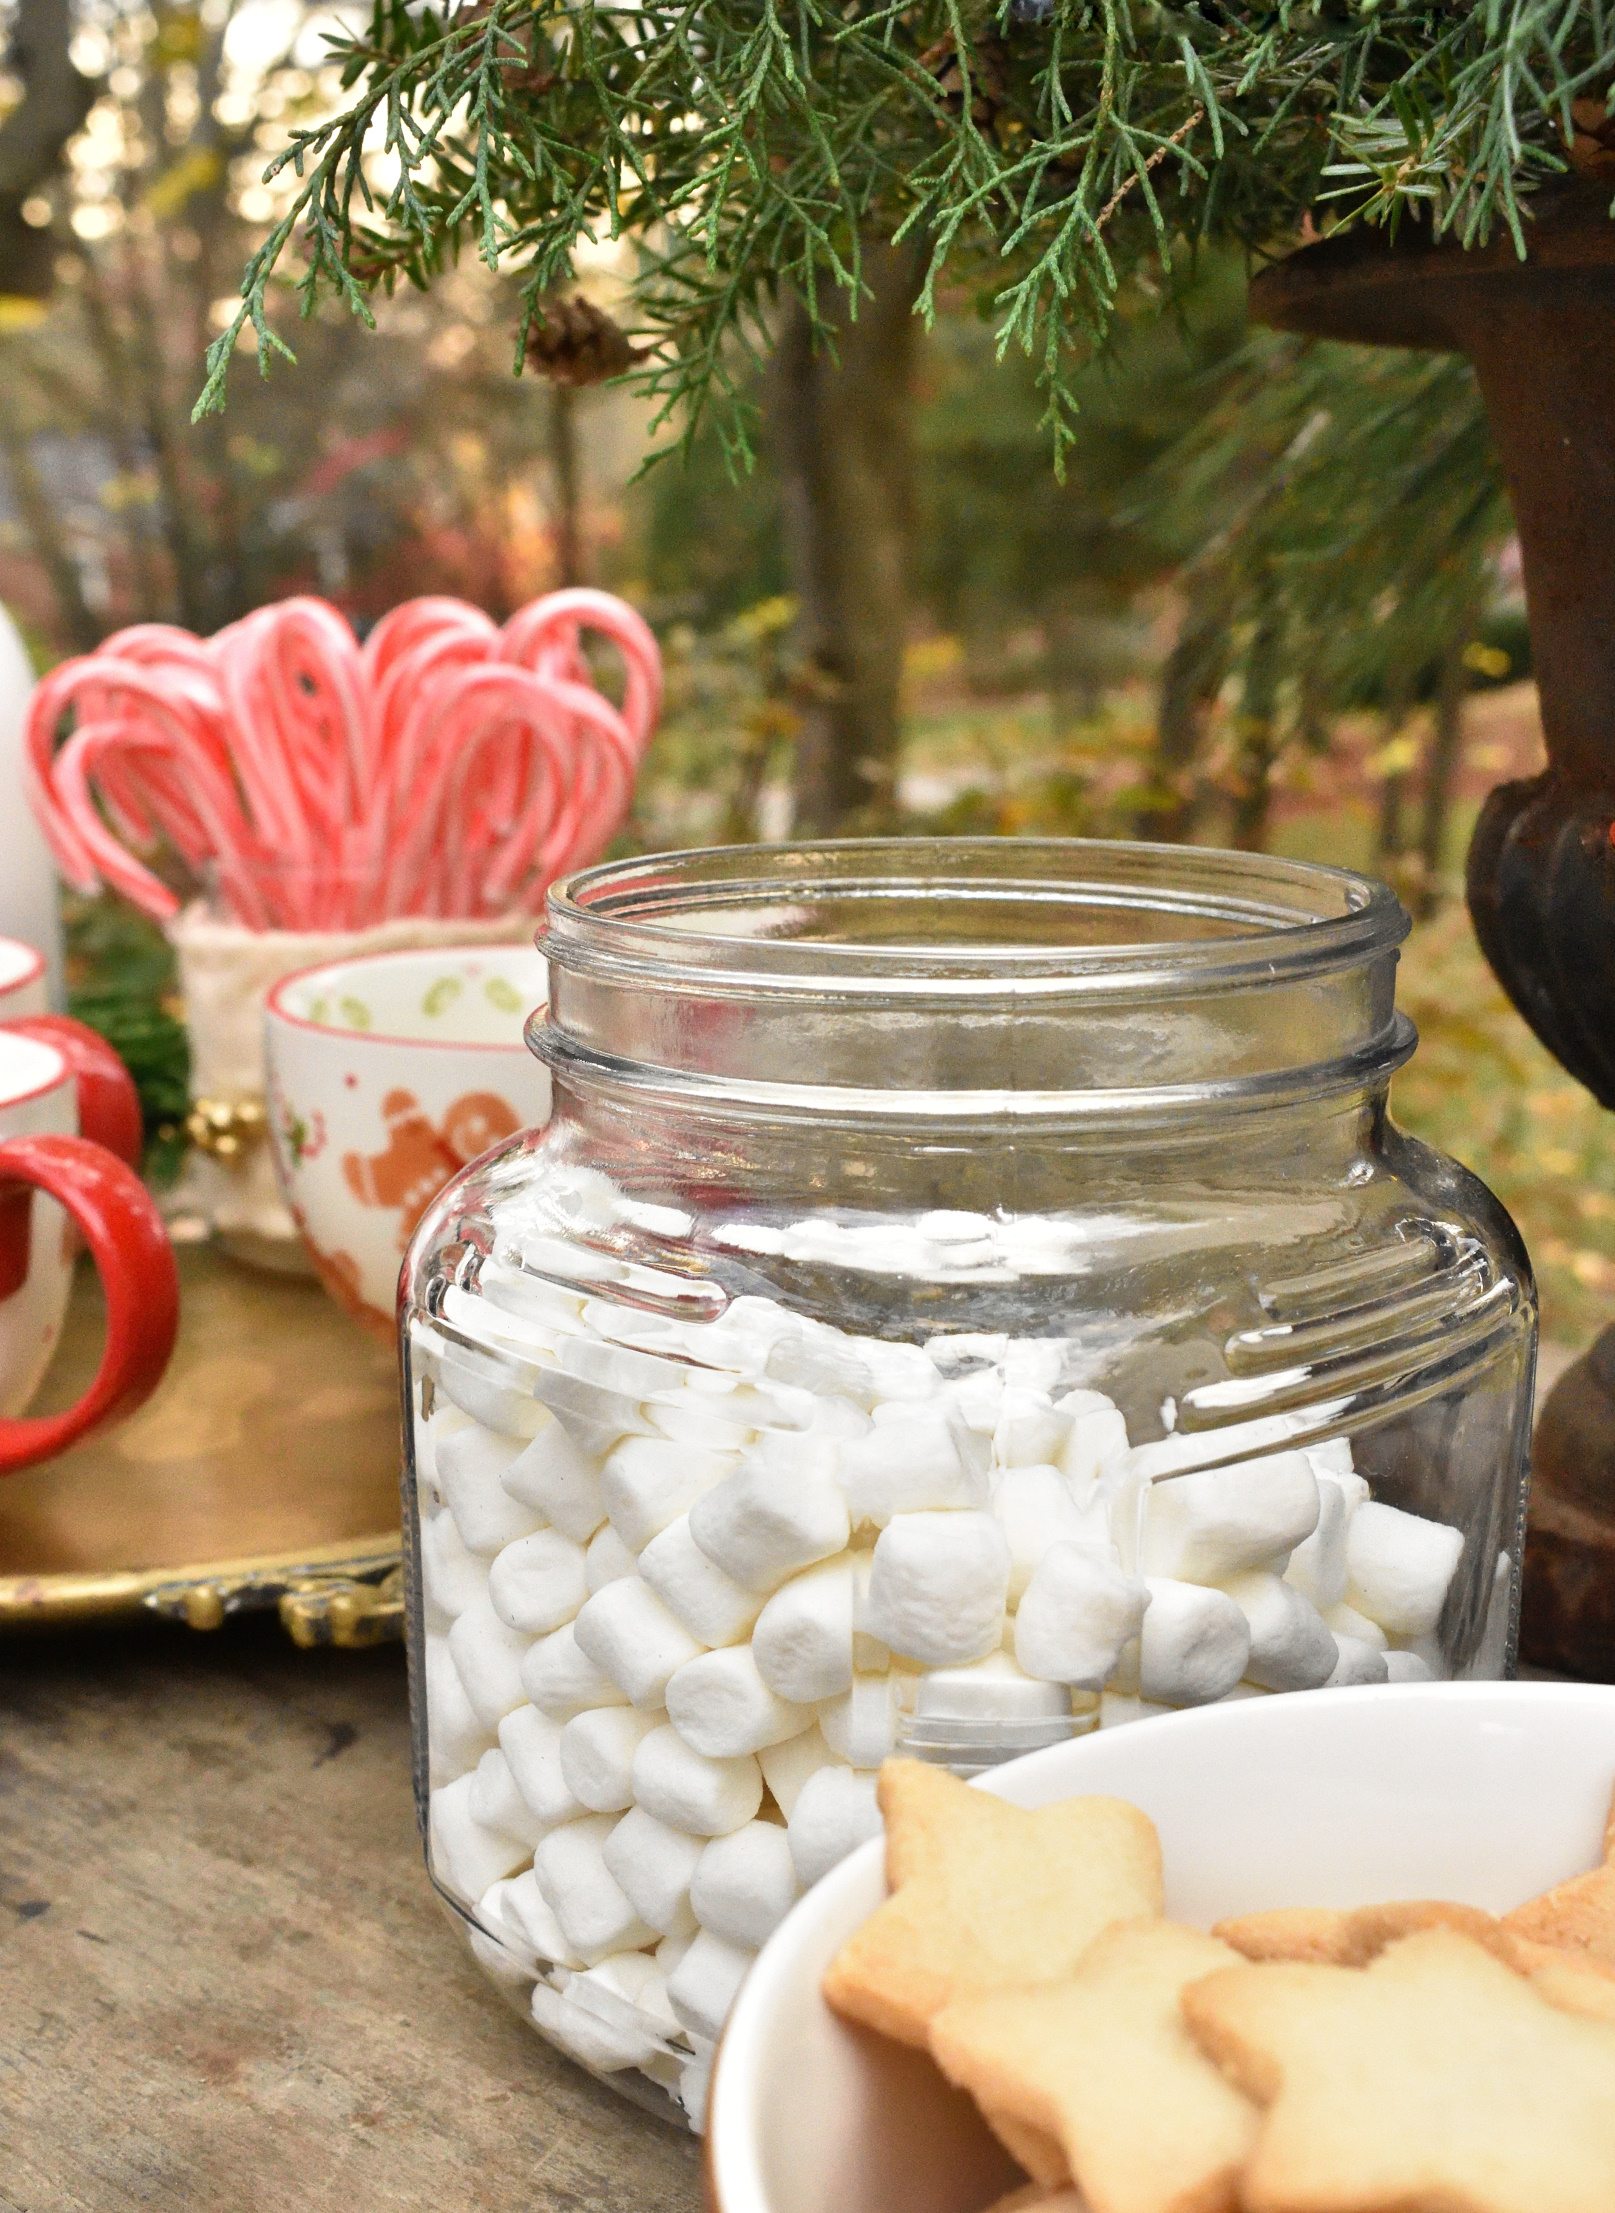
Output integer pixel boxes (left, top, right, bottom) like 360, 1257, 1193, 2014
411, 1244, 1466, 2126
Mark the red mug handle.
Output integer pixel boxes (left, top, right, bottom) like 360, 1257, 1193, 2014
0, 1134, 179, 1473
1, 1015, 144, 1166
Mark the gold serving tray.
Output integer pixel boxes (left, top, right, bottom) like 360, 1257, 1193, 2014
0, 1239, 404, 1644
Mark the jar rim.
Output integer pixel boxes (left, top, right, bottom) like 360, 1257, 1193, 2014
543, 838, 1408, 999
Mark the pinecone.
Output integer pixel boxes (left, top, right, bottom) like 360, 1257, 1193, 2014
1570, 94, 1615, 176
917, 31, 1013, 132
525, 295, 649, 386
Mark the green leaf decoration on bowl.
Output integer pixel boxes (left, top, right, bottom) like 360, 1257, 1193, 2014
422, 976, 464, 1018
484, 976, 523, 1014
338, 995, 372, 1030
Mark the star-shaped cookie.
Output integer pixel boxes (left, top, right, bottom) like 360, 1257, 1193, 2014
821, 1759, 1163, 2048
1183, 1927, 1615, 2213
931, 1920, 1257, 2213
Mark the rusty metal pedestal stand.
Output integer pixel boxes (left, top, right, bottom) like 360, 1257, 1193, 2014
1252, 184, 1615, 1678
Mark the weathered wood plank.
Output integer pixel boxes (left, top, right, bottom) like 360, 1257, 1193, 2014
0, 1619, 706, 2212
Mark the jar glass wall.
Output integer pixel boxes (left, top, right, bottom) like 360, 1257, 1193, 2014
400, 840, 1535, 2127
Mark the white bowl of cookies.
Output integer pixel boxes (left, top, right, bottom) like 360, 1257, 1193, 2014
705, 1680, 1615, 2213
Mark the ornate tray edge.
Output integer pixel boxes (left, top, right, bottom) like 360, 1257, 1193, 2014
0, 1533, 404, 1645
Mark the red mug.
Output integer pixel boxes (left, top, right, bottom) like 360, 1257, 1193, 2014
0, 1025, 179, 1473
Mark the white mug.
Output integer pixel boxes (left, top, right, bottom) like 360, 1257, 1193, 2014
0, 935, 48, 1021
265, 944, 551, 1337
0, 1030, 179, 1469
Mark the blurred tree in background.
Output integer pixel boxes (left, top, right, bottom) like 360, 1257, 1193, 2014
0, 0, 617, 650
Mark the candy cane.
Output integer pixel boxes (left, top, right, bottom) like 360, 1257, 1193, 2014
500, 589, 663, 754
22, 590, 662, 931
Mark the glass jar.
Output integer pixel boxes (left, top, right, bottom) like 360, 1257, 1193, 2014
399, 838, 1535, 2126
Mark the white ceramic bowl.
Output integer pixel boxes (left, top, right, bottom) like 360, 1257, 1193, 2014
264, 943, 550, 1334
707, 1681, 1615, 2213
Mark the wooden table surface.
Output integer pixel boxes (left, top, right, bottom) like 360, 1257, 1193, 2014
0, 1615, 707, 2213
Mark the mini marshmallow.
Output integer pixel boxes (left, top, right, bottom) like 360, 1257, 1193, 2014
926, 1333, 1010, 1377
572, 1951, 682, 2043
645, 1395, 756, 1454
1221, 1571, 1338, 1692
1324, 1600, 1389, 1652
502, 1420, 608, 1542
765, 1323, 880, 1406
803, 1393, 877, 1442
1138, 1577, 1251, 1705
468, 1746, 552, 1846
656, 1928, 697, 1976
498, 1868, 585, 1967
818, 1672, 903, 1768
631, 1724, 762, 1836
1389, 1629, 1448, 1678
638, 1515, 763, 1648
839, 1407, 988, 1525
601, 1436, 738, 1553
585, 1522, 639, 1594
1384, 1649, 1435, 1683
482, 1262, 585, 1334
470, 1919, 539, 1991
478, 1878, 545, 1974
850, 1336, 940, 1404
666, 1930, 758, 2044
1307, 1436, 1365, 1490
533, 1814, 658, 1962
691, 1820, 801, 1948
437, 1353, 545, 1439
426, 1632, 492, 1781
563, 1333, 687, 1400
1326, 1635, 1390, 1687
688, 1462, 850, 1594
488, 1528, 590, 1636
429, 1772, 529, 1901
533, 1368, 649, 1462
1014, 1543, 1151, 1689
449, 1597, 533, 1731
420, 1509, 489, 1625
994, 1466, 1098, 1604
531, 1976, 660, 2073
1345, 1500, 1465, 1637
912, 1654, 1070, 1758
437, 1423, 550, 1556
602, 1806, 704, 1936
751, 1557, 855, 1704
1002, 1339, 1068, 1394
787, 1765, 881, 1886
993, 1390, 1074, 1470
574, 1578, 706, 1708
863, 1510, 1011, 1665
757, 1725, 840, 1820
1283, 1476, 1350, 1611
519, 1621, 631, 1719
560, 1707, 664, 1813
943, 1367, 1007, 1440
1058, 1404, 1131, 1489
1318, 1463, 1372, 1521
1141, 1451, 1320, 1582
666, 1646, 814, 1759
679, 2052, 712, 2130
498, 1704, 588, 1828
414, 1400, 469, 1516
1099, 1691, 1178, 1728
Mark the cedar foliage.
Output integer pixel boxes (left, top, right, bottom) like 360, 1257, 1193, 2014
196, 0, 1615, 462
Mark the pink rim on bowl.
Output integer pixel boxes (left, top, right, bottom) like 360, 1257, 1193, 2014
265, 944, 546, 1051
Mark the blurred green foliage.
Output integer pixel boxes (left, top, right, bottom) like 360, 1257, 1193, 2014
61, 893, 190, 1186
